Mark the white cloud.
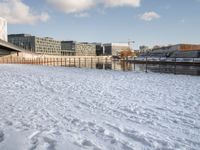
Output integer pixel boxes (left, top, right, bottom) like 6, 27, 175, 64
0, 0, 50, 24
45, 0, 95, 13
103, 0, 141, 7
140, 11, 160, 21
45, 0, 141, 14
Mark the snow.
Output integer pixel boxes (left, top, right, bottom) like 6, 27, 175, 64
0, 64, 200, 150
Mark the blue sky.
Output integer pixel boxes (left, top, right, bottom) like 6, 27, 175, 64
1, 0, 200, 49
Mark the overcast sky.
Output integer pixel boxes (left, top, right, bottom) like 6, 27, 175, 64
1, 0, 200, 49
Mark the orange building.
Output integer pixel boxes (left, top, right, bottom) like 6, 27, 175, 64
179, 44, 200, 51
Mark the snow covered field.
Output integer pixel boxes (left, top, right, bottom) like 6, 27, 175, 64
0, 64, 200, 150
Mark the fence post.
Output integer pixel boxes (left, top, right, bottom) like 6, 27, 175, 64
65, 58, 66, 67
47, 58, 49, 66
91, 57, 93, 68
145, 57, 148, 73
114, 59, 116, 70
74, 58, 76, 67
159, 57, 161, 73
174, 57, 177, 74
79, 58, 80, 68
193, 57, 195, 65
133, 57, 135, 71
55, 58, 58, 66
85, 57, 86, 67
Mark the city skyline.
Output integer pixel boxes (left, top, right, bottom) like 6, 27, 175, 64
0, 0, 200, 49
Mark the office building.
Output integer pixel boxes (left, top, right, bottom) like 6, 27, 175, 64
141, 44, 200, 58
103, 43, 130, 56
93, 43, 103, 56
61, 41, 76, 56
8, 34, 61, 55
76, 42, 96, 56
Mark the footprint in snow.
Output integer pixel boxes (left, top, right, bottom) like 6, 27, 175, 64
81, 139, 101, 150
43, 137, 57, 150
0, 131, 4, 143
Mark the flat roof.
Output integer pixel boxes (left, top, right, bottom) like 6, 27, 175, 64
103, 43, 129, 47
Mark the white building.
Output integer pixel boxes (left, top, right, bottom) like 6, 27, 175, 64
103, 43, 130, 56
0, 17, 7, 42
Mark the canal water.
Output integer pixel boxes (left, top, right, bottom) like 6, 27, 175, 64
1, 57, 199, 76
66, 58, 200, 76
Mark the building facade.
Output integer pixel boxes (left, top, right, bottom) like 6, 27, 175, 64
8, 34, 61, 55
140, 44, 200, 58
61, 41, 76, 56
0, 17, 7, 42
103, 43, 130, 56
75, 43, 96, 56
94, 43, 103, 56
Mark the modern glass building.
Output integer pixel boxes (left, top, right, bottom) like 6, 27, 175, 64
61, 41, 76, 56
8, 34, 61, 55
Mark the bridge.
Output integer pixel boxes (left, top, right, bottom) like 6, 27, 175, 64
0, 39, 26, 56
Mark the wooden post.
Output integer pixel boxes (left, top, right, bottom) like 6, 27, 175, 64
159, 57, 161, 73
74, 58, 76, 67
85, 57, 86, 67
56, 58, 59, 66
145, 57, 148, 73
79, 58, 80, 68
69, 58, 71, 67
133, 57, 135, 71
174, 57, 177, 75
193, 58, 195, 66
114, 59, 116, 70
65, 58, 66, 67
91, 57, 93, 68
47, 58, 49, 66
